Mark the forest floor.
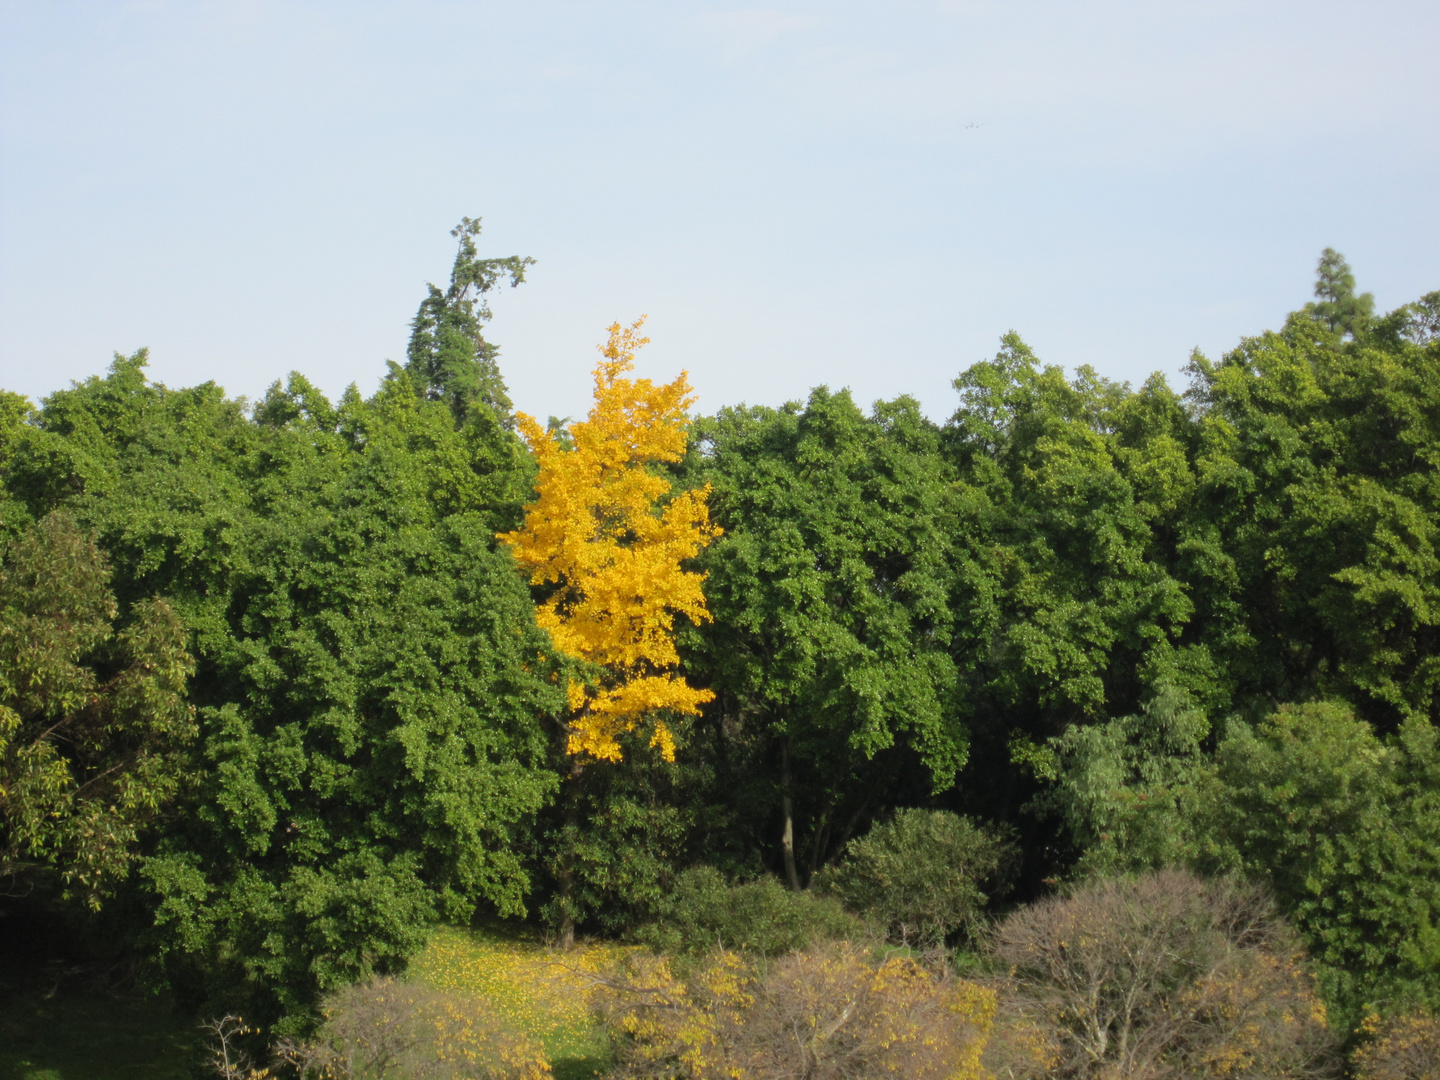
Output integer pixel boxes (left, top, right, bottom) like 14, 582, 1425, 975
0, 919, 614, 1080
0, 900, 197, 1080
0, 988, 198, 1080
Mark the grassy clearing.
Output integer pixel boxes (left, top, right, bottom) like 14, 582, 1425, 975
407, 924, 623, 1080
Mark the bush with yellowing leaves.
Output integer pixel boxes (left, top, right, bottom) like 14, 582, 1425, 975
279, 976, 550, 1080
986, 869, 1339, 1080
1352, 1012, 1440, 1080
596, 941, 995, 1080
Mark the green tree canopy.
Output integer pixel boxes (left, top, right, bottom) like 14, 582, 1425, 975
685, 389, 965, 887
0, 510, 195, 910
1187, 265, 1440, 730
1204, 703, 1440, 1025
1, 343, 559, 1025
2, 239, 1437, 1042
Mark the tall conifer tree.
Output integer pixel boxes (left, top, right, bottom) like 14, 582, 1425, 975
405, 218, 534, 426
1304, 247, 1375, 335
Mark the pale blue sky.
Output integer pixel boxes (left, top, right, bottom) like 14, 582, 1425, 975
2, 0, 1436, 423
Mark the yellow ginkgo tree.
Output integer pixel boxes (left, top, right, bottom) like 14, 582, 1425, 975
499, 317, 719, 766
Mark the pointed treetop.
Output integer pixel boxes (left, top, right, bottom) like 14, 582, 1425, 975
1305, 248, 1375, 336
405, 218, 535, 427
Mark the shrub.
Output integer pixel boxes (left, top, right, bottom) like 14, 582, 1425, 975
988, 868, 1338, 1080
637, 865, 861, 956
815, 808, 1011, 946
201, 1015, 272, 1079
1352, 1013, 1440, 1080
280, 977, 549, 1080
597, 941, 995, 1080
1204, 703, 1440, 1024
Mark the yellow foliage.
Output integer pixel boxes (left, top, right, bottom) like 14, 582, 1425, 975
1179, 951, 1330, 1077
500, 318, 720, 762
287, 976, 551, 1080
597, 943, 996, 1080
1353, 1012, 1440, 1080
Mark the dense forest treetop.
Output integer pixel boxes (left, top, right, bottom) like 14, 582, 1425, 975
1, 239, 1437, 1041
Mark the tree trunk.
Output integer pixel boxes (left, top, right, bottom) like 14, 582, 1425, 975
557, 750, 585, 949
808, 802, 833, 879
781, 738, 802, 891
557, 870, 576, 950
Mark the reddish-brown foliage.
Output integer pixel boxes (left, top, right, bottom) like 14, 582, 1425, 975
987, 869, 1338, 1080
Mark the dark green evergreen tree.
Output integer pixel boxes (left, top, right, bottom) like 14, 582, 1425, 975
1303, 247, 1375, 335
404, 218, 534, 427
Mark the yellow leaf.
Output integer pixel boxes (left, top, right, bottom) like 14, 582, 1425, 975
499, 318, 720, 763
